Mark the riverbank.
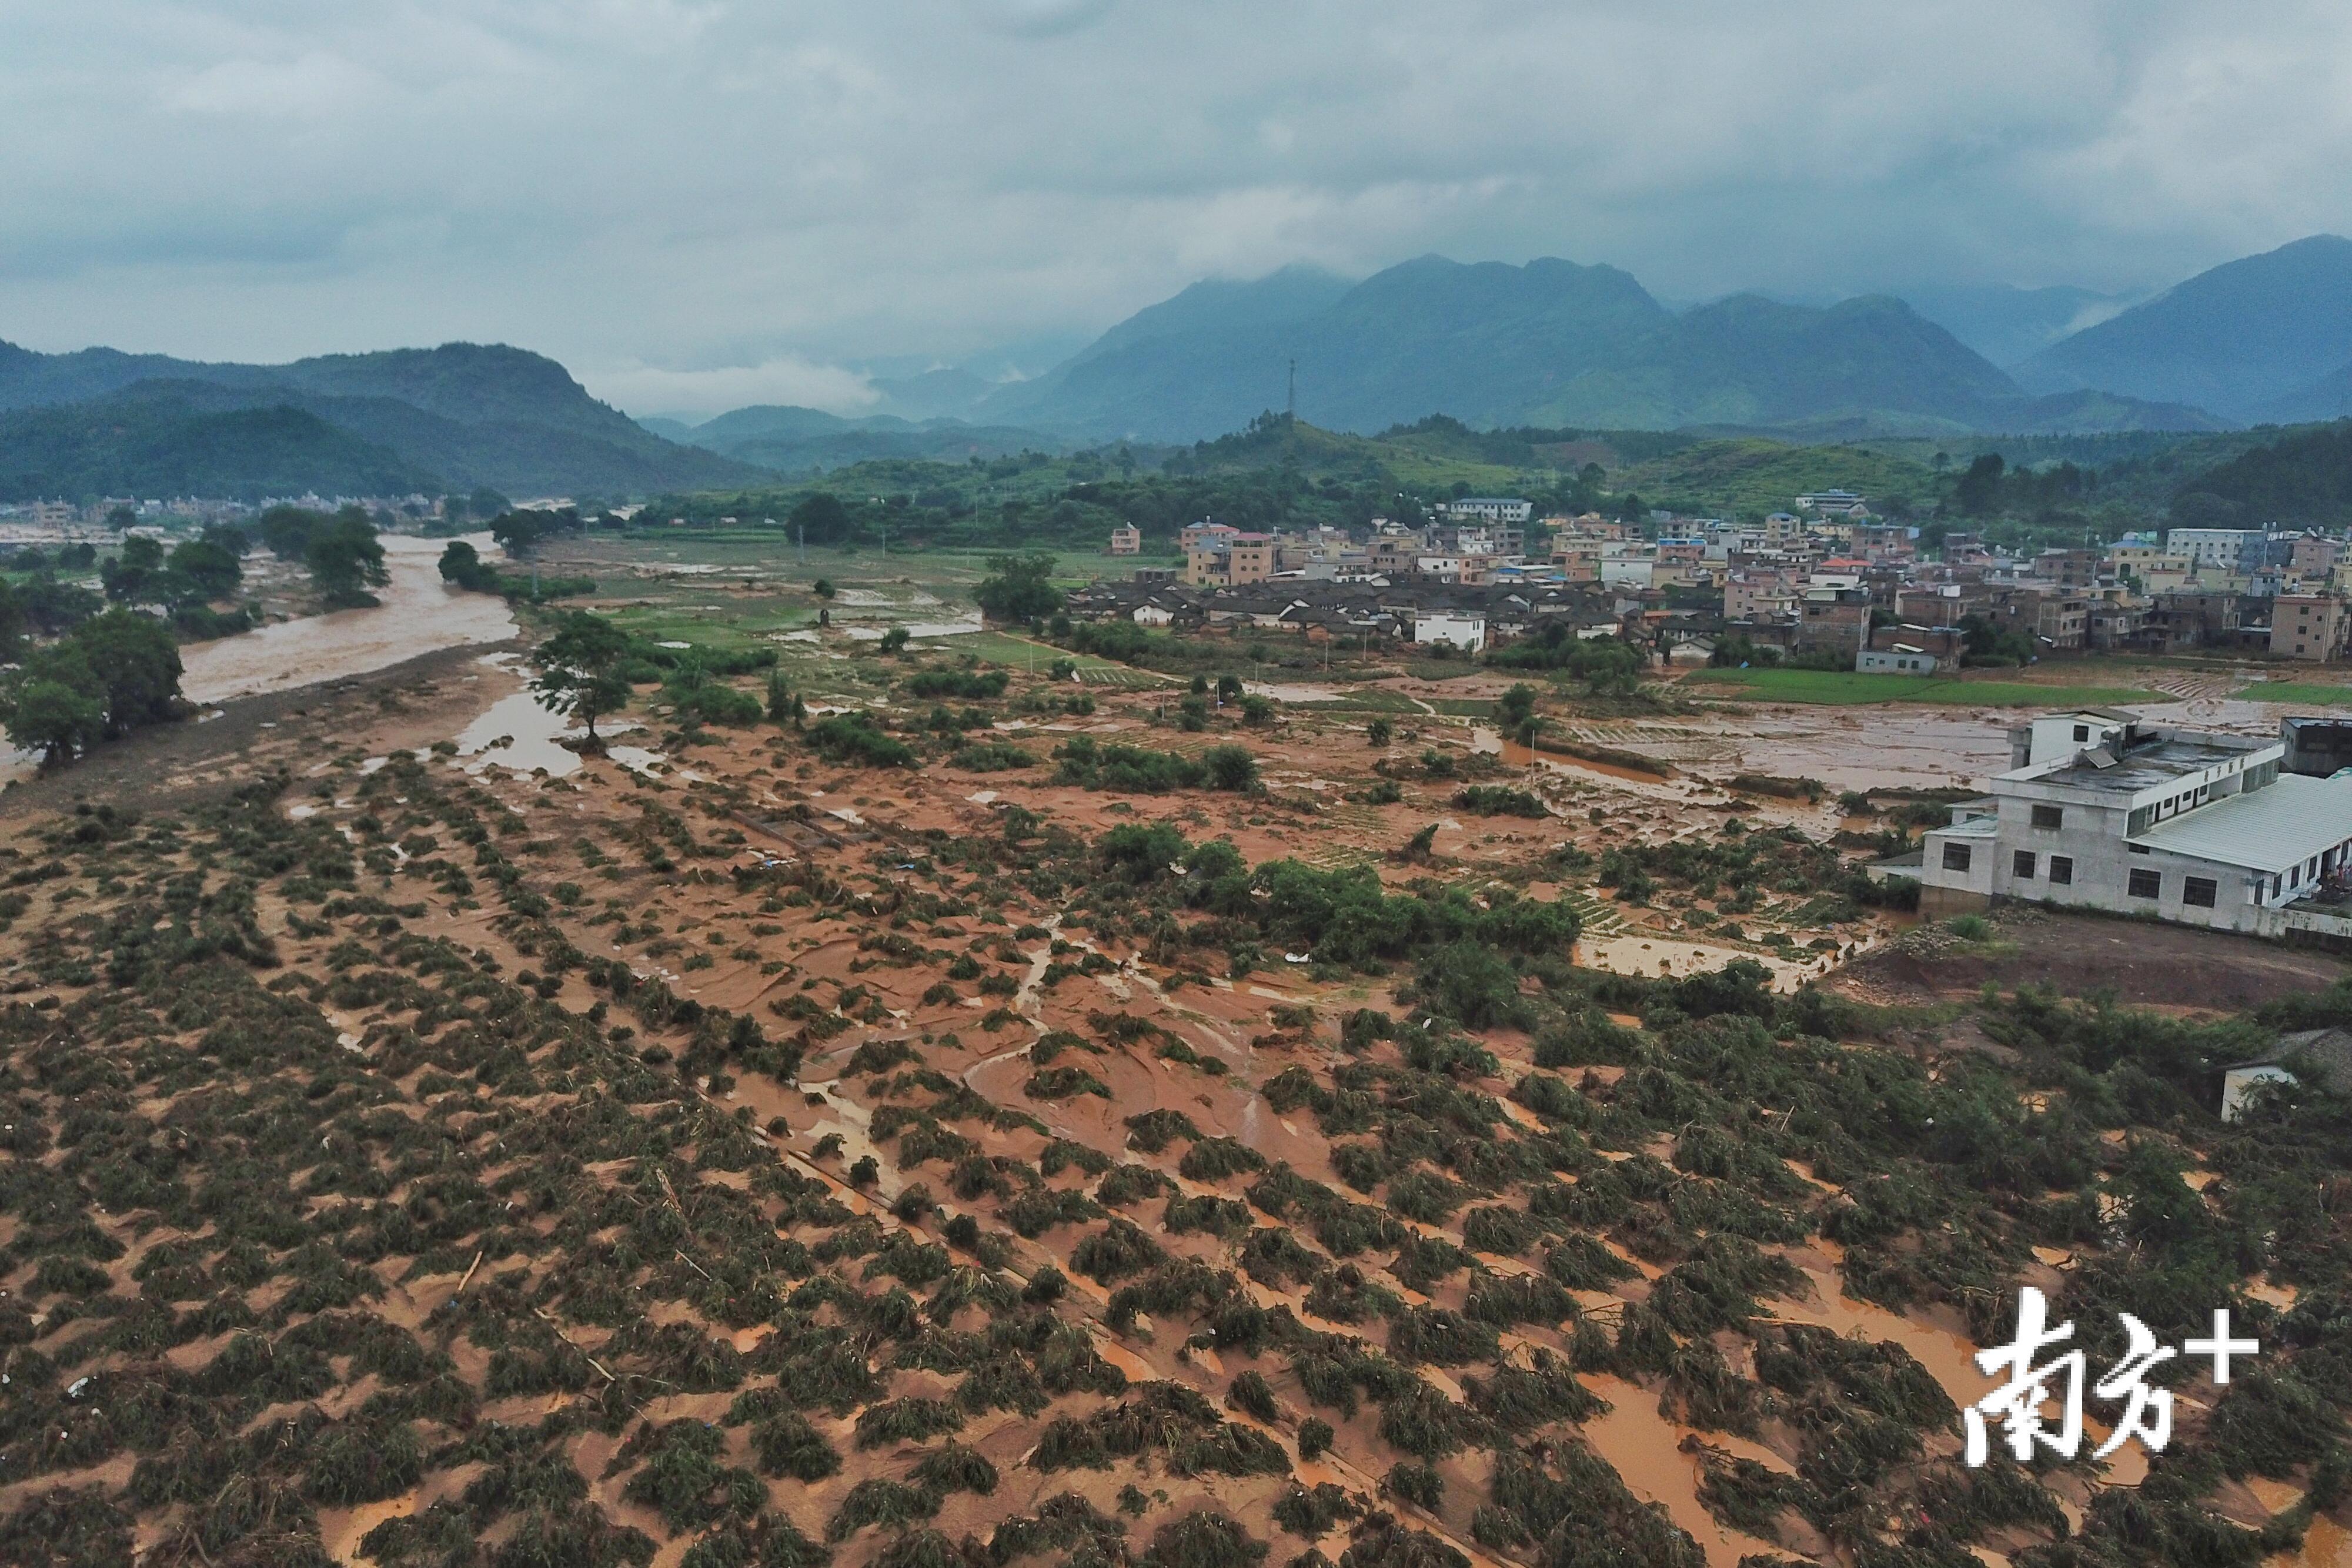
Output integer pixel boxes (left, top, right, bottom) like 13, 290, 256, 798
0, 639, 522, 819
180, 533, 517, 704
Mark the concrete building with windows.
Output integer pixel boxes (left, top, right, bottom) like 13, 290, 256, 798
1439, 497, 1534, 524
1411, 610, 1486, 651
1880, 709, 2352, 934
2271, 593, 2350, 661
1183, 531, 1274, 587
2164, 527, 2264, 574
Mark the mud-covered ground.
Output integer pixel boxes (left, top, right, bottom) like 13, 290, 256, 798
0, 634, 2345, 1568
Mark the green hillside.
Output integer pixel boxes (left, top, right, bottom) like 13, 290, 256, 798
1611, 439, 1940, 520
0, 340, 757, 497
0, 392, 437, 500
2167, 419, 2352, 525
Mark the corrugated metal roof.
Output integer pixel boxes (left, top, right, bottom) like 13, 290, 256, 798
2133, 774, 2352, 871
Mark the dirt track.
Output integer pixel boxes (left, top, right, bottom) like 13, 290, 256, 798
1836, 907, 2352, 1014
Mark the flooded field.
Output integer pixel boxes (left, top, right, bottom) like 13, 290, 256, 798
3, 551, 2343, 1568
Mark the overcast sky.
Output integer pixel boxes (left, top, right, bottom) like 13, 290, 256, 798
6, 0, 2350, 416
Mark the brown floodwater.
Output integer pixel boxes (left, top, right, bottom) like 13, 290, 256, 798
180, 534, 517, 705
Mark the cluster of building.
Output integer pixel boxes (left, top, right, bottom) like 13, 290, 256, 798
1719, 514, 2352, 670
1122, 496, 2352, 673
1650, 507, 2352, 671
0, 493, 447, 537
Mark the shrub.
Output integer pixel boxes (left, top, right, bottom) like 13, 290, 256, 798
1452, 786, 1546, 818
950, 743, 1037, 773
750, 1412, 842, 1482
828, 1479, 940, 1541
854, 1398, 965, 1449
1140, 1513, 1269, 1568
904, 670, 1010, 700
807, 713, 916, 768
1054, 738, 1258, 794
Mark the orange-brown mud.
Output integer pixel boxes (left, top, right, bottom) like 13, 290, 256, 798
0, 632, 2336, 1568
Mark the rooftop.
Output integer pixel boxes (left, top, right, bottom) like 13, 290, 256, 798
2030, 735, 2267, 795
2232, 1027, 2352, 1094
2133, 771, 2352, 871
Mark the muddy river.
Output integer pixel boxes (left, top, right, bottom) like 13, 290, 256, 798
180, 534, 517, 705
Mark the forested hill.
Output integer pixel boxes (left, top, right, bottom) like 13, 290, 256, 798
2017, 235, 2352, 422
0, 340, 758, 498
2167, 420, 2352, 527
973, 255, 2223, 442
0, 390, 436, 502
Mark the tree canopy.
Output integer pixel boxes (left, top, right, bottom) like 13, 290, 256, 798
975, 552, 1064, 624
1, 610, 185, 767
532, 611, 634, 741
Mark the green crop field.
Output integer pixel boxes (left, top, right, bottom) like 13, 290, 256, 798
2240, 681, 2352, 707
1683, 668, 2167, 707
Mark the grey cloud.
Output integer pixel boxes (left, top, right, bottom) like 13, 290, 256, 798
0, 0, 2345, 414
963, 0, 1118, 37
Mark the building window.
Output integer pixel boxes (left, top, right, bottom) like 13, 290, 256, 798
2031, 804, 2063, 830
2183, 877, 2218, 908
1942, 843, 1972, 872
2013, 850, 2036, 879
2050, 856, 2073, 885
2073, 724, 2090, 742
2128, 868, 2161, 900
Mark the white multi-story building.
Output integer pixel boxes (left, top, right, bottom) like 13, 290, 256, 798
1439, 497, 1534, 525
1884, 710, 2352, 933
1412, 611, 1486, 651
2164, 528, 2264, 574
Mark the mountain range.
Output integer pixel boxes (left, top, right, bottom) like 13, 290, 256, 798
11, 235, 2352, 502
2014, 235, 2352, 423
950, 252, 2284, 442
0, 340, 754, 500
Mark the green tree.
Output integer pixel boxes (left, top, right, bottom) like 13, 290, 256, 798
766, 669, 805, 727
18, 575, 99, 636
1496, 683, 1538, 743
306, 514, 389, 609
438, 540, 501, 592
974, 553, 1063, 623
492, 509, 572, 559
3, 636, 106, 768
0, 580, 24, 661
1567, 638, 1642, 697
1367, 717, 1392, 748
167, 538, 243, 601
812, 578, 837, 600
256, 503, 329, 560
790, 493, 853, 546
878, 627, 911, 655
1201, 744, 1258, 792
76, 611, 185, 735
101, 536, 165, 604
1955, 453, 2006, 515
532, 611, 634, 741
6, 676, 103, 767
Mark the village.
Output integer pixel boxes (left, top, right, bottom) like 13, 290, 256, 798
1102, 497, 2352, 668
